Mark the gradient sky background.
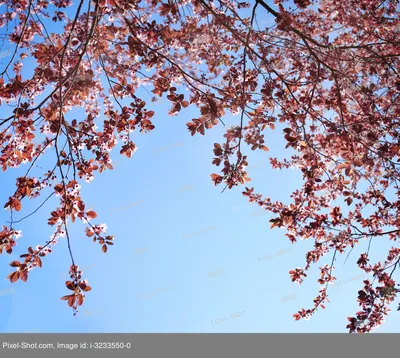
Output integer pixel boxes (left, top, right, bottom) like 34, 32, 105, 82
0, 0, 399, 333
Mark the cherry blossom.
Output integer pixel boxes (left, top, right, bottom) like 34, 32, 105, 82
0, 0, 399, 331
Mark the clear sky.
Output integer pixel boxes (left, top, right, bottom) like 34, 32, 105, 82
0, 0, 399, 334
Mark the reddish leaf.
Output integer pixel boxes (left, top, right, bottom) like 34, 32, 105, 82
85, 228, 95, 237
87, 210, 97, 219
13, 199, 22, 212
8, 271, 20, 283
66, 281, 76, 291
36, 256, 42, 268
210, 173, 223, 186
20, 270, 28, 282
67, 295, 75, 307
54, 184, 63, 193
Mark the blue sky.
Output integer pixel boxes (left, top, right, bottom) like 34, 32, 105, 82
0, 0, 399, 334
1, 93, 399, 333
